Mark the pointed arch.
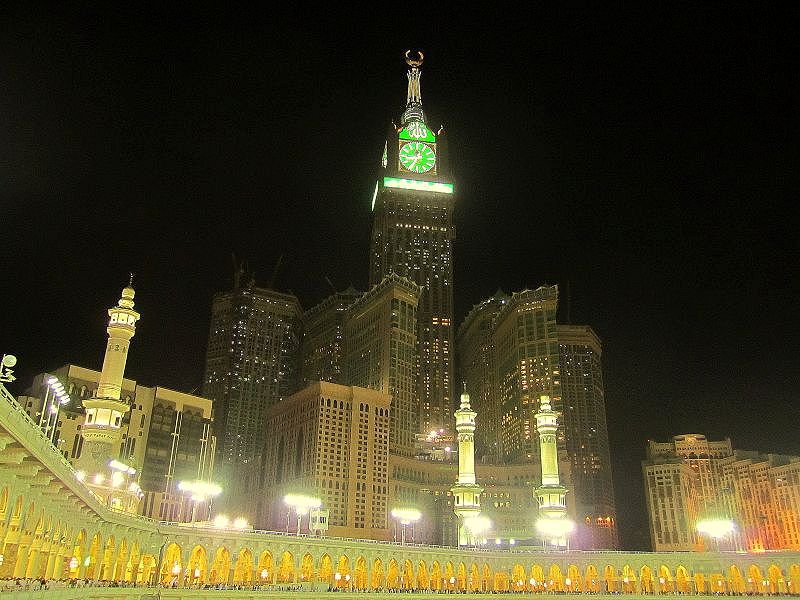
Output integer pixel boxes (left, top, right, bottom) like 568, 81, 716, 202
300, 553, 314, 582
748, 565, 765, 594
789, 565, 800, 595
549, 564, 564, 592
482, 564, 492, 592
658, 565, 673, 593
512, 564, 527, 591
402, 559, 415, 590
257, 550, 273, 583
604, 564, 618, 593
640, 565, 654, 594
621, 564, 637, 593
767, 565, 783, 594
86, 532, 103, 579
444, 561, 456, 590
430, 561, 442, 591
567, 564, 583, 591
371, 558, 385, 590
233, 548, 253, 584
187, 545, 208, 584
387, 558, 400, 589
469, 563, 480, 592
209, 546, 231, 584
336, 554, 351, 588
124, 541, 140, 583
457, 562, 467, 591
694, 572, 706, 594
531, 564, 546, 591
417, 560, 430, 590
675, 565, 690, 593
278, 550, 294, 583
98, 535, 116, 581
355, 556, 368, 590
583, 564, 599, 592
494, 569, 509, 592
159, 542, 182, 585
112, 538, 128, 582
319, 554, 333, 584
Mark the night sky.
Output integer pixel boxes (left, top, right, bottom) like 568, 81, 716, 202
3, 7, 798, 549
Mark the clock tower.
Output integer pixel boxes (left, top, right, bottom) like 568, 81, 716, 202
369, 51, 456, 443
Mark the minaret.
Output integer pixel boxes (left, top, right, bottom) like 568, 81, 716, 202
76, 277, 143, 511
534, 394, 572, 546
451, 384, 484, 546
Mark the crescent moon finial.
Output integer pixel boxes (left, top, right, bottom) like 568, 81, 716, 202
405, 49, 424, 68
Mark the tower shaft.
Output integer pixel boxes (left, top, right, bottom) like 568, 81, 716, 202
451, 387, 483, 546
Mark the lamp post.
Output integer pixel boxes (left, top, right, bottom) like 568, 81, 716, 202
697, 518, 735, 551
284, 494, 321, 535
390, 508, 422, 544
178, 480, 222, 523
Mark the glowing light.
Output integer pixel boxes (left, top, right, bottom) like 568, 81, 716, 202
536, 517, 575, 538
178, 479, 222, 501
371, 181, 379, 211
213, 514, 230, 529
93, 473, 104, 485
464, 515, 491, 537
75, 471, 86, 481
111, 471, 124, 488
383, 177, 453, 194
697, 518, 735, 539
284, 493, 321, 513
391, 507, 422, 525
260, 569, 269, 580
233, 517, 250, 529
109, 459, 136, 474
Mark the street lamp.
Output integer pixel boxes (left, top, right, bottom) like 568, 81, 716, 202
178, 480, 222, 522
284, 494, 322, 535
697, 518, 735, 551
390, 507, 422, 544
463, 515, 491, 548
536, 517, 575, 549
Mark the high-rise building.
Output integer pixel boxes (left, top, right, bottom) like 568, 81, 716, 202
491, 286, 561, 463
369, 51, 455, 439
202, 278, 302, 486
456, 291, 508, 460
557, 324, 618, 548
643, 434, 800, 552
299, 287, 361, 387
344, 275, 419, 456
255, 381, 391, 539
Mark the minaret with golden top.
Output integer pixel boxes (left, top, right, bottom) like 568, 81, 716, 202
451, 384, 484, 546
534, 394, 572, 546
76, 277, 143, 510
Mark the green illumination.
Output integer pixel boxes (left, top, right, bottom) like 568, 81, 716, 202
383, 177, 453, 194
399, 121, 435, 142
399, 141, 436, 173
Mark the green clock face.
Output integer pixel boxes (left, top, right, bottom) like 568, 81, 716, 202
399, 141, 436, 173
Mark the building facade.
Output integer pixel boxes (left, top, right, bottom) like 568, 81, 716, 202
255, 381, 391, 539
369, 52, 456, 439
23, 364, 214, 521
202, 279, 302, 487
557, 324, 617, 548
299, 287, 361, 387
344, 275, 419, 456
643, 434, 800, 551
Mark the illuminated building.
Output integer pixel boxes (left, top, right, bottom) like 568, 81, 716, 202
457, 288, 617, 548
643, 433, 800, 551
534, 394, 572, 547
255, 381, 391, 539
456, 291, 508, 460
450, 386, 484, 546
344, 275, 419, 456
491, 286, 561, 463
369, 51, 455, 439
202, 275, 301, 488
20, 288, 215, 520
557, 324, 618, 548
299, 287, 361, 386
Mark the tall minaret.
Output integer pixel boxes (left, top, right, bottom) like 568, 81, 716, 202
534, 394, 572, 546
76, 278, 142, 510
451, 384, 484, 546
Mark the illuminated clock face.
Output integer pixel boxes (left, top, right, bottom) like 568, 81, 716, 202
399, 141, 436, 173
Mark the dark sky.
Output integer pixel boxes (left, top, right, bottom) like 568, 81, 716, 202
2, 7, 798, 549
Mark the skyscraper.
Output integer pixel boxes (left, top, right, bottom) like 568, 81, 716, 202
202, 276, 302, 486
557, 324, 617, 548
369, 51, 455, 438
